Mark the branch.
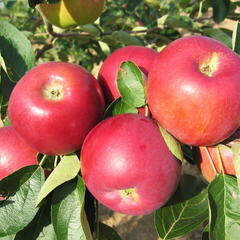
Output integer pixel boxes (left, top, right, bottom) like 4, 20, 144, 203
35, 36, 55, 60
46, 23, 172, 43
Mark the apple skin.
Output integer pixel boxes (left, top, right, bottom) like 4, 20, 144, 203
8, 62, 105, 155
98, 46, 158, 103
81, 113, 181, 215
39, 0, 105, 29
0, 126, 38, 179
147, 36, 240, 146
198, 130, 240, 182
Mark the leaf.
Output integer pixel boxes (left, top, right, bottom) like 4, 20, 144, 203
158, 124, 184, 162
165, 15, 198, 31
232, 142, 240, 192
80, 24, 101, 36
112, 31, 143, 46
117, 61, 146, 108
202, 28, 232, 48
0, 165, 40, 193
208, 174, 240, 240
202, 224, 209, 240
15, 198, 57, 240
100, 9, 123, 26
0, 235, 16, 240
99, 223, 122, 240
28, 0, 60, 8
98, 41, 111, 56
0, 166, 45, 237
210, 0, 230, 23
0, 19, 35, 82
103, 98, 138, 118
126, 0, 143, 12
155, 174, 208, 240
0, 68, 15, 107
28, 0, 43, 8
51, 177, 92, 240
232, 21, 240, 54
36, 154, 80, 206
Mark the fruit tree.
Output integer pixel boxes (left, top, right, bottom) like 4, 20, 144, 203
0, 0, 240, 240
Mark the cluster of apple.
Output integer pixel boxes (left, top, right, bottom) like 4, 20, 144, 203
1, 35, 240, 216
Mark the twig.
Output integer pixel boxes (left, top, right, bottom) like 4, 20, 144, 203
46, 23, 172, 43
35, 36, 55, 60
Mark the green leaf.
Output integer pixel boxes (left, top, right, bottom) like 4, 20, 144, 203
99, 223, 122, 240
0, 234, 16, 240
165, 15, 198, 31
0, 166, 45, 237
117, 61, 146, 108
202, 224, 209, 240
202, 28, 232, 48
210, 0, 230, 23
28, 0, 60, 8
28, 0, 43, 8
100, 9, 123, 26
15, 198, 57, 240
0, 68, 15, 107
112, 31, 143, 46
51, 177, 92, 240
103, 98, 138, 118
0, 165, 40, 193
208, 174, 240, 240
158, 124, 184, 162
80, 24, 101, 36
98, 41, 111, 56
232, 21, 240, 54
36, 154, 80, 206
126, 0, 143, 12
0, 19, 35, 82
155, 174, 208, 240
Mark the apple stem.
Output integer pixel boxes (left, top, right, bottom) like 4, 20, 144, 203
199, 52, 219, 77
39, 154, 47, 166
216, 146, 225, 174
144, 105, 149, 117
204, 147, 218, 176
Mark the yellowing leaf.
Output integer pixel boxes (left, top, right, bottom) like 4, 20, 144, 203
36, 154, 80, 206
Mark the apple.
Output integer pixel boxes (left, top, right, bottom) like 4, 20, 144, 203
81, 113, 181, 215
198, 130, 240, 182
98, 46, 158, 103
8, 62, 105, 155
147, 36, 240, 146
38, 0, 105, 29
0, 126, 38, 179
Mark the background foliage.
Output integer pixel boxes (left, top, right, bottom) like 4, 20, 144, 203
0, 0, 240, 240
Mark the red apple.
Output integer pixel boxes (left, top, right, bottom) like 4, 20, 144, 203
147, 36, 240, 146
0, 126, 38, 179
38, 0, 105, 29
198, 130, 240, 182
81, 114, 181, 215
8, 62, 105, 155
98, 46, 158, 103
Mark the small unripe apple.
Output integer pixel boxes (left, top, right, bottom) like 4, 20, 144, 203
81, 114, 181, 215
38, 0, 105, 29
198, 130, 240, 182
8, 62, 105, 155
98, 46, 158, 103
147, 36, 240, 146
0, 126, 38, 179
